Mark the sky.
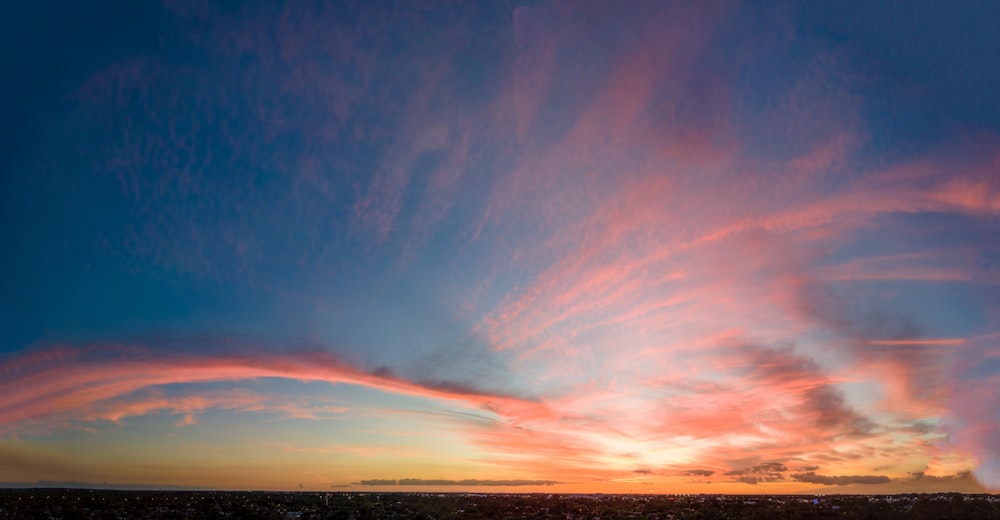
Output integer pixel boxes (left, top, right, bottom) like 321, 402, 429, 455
1, 0, 999, 494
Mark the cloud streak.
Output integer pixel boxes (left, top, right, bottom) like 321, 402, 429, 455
0, 341, 544, 435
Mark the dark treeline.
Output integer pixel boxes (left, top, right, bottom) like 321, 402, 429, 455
1, 489, 998, 519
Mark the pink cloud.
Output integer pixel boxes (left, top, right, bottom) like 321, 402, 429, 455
456, 63, 999, 481
0, 344, 547, 435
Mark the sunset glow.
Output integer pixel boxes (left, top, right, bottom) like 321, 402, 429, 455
2, 1, 999, 494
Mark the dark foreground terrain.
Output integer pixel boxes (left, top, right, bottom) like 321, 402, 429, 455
1, 489, 998, 519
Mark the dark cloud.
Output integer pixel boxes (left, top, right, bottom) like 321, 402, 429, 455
793, 278, 950, 402
904, 420, 935, 434
356, 479, 396, 486
725, 462, 788, 476
909, 471, 974, 483
792, 472, 890, 486
795, 279, 924, 342
726, 462, 789, 485
684, 469, 715, 477
795, 261, 998, 489
408, 332, 526, 400
357, 478, 558, 487
805, 385, 875, 436
731, 346, 875, 439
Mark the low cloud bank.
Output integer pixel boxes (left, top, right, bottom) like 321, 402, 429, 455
357, 478, 559, 487
792, 472, 890, 485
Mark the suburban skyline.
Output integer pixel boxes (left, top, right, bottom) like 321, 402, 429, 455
2, 0, 999, 493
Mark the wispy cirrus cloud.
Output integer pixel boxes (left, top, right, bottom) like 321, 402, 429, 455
0, 341, 543, 436
446, 1, 1000, 489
